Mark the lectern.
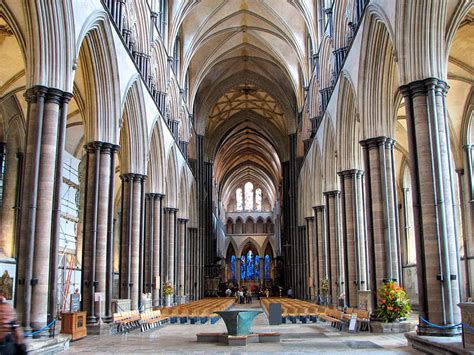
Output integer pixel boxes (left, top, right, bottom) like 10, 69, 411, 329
61, 311, 87, 340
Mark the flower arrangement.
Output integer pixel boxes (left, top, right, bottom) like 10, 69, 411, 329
320, 278, 329, 295
163, 281, 174, 296
374, 281, 411, 322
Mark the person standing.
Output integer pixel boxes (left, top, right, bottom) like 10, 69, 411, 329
0, 291, 26, 355
287, 287, 293, 298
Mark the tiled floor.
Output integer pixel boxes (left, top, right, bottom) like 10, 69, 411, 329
62, 302, 418, 354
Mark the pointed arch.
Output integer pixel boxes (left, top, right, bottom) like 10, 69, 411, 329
337, 75, 362, 171
358, 8, 399, 139
322, 117, 337, 191
119, 79, 148, 174
76, 14, 121, 144
177, 166, 189, 218
146, 118, 166, 193
164, 145, 179, 208
319, 34, 334, 89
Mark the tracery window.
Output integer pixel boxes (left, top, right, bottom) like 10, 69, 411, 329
244, 182, 253, 210
230, 255, 236, 280
264, 255, 271, 281
255, 255, 260, 280
240, 255, 246, 279
246, 250, 254, 280
236, 188, 243, 211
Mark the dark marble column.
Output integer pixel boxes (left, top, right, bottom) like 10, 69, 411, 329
400, 78, 462, 335
15, 87, 72, 330
360, 136, 400, 308
338, 169, 367, 307
119, 173, 146, 310
164, 208, 177, 286
324, 191, 342, 305
305, 216, 315, 300
177, 219, 188, 297
147, 193, 163, 306
313, 205, 326, 298
81, 142, 118, 324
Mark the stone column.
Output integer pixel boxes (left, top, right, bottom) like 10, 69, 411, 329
461, 145, 473, 298
400, 78, 462, 335
144, 194, 154, 295
81, 142, 118, 324
324, 191, 342, 304
164, 208, 177, 286
16, 87, 71, 330
152, 194, 163, 306
313, 205, 326, 298
119, 173, 146, 310
305, 217, 315, 300
360, 136, 400, 308
338, 169, 367, 307
177, 218, 188, 297
16, 86, 46, 328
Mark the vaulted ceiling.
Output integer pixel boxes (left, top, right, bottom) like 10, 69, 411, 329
178, 0, 310, 209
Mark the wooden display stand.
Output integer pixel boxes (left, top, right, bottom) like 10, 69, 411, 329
61, 312, 87, 341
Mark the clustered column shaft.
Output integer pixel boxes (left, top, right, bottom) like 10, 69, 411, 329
15, 86, 71, 330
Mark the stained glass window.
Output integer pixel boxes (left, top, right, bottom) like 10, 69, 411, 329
240, 255, 246, 280
255, 255, 260, 280
236, 188, 243, 211
255, 188, 262, 211
265, 255, 271, 281
246, 250, 254, 280
230, 255, 236, 280
244, 182, 253, 210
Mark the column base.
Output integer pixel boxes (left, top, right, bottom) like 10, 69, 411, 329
86, 315, 97, 325
417, 324, 462, 337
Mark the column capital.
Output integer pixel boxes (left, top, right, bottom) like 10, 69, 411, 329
359, 136, 395, 149
323, 190, 340, 197
85, 141, 103, 152
45, 88, 65, 104
337, 169, 364, 178
24, 85, 48, 103
120, 172, 141, 182
313, 205, 325, 212
399, 77, 449, 98
146, 192, 160, 199
177, 218, 189, 223
304, 216, 314, 222
164, 207, 178, 213
101, 142, 120, 153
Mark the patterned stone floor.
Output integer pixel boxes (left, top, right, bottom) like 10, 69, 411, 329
62, 302, 418, 354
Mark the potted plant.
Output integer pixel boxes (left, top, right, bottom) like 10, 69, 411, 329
163, 281, 174, 307
370, 281, 414, 333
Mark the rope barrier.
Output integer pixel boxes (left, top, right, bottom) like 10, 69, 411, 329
419, 316, 461, 329
24, 319, 57, 337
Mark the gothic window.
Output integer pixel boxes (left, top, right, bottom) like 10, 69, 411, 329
246, 250, 254, 280
244, 182, 253, 210
240, 255, 246, 279
230, 255, 236, 280
255, 188, 262, 211
265, 254, 271, 281
236, 188, 243, 211
255, 255, 260, 280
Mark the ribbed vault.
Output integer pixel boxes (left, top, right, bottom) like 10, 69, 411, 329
181, 0, 308, 216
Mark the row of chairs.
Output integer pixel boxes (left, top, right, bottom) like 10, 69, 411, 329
155, 298, 234, 325
139, 310, 169, 332
261, 298, 370, 331
112, 310, 142, 333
